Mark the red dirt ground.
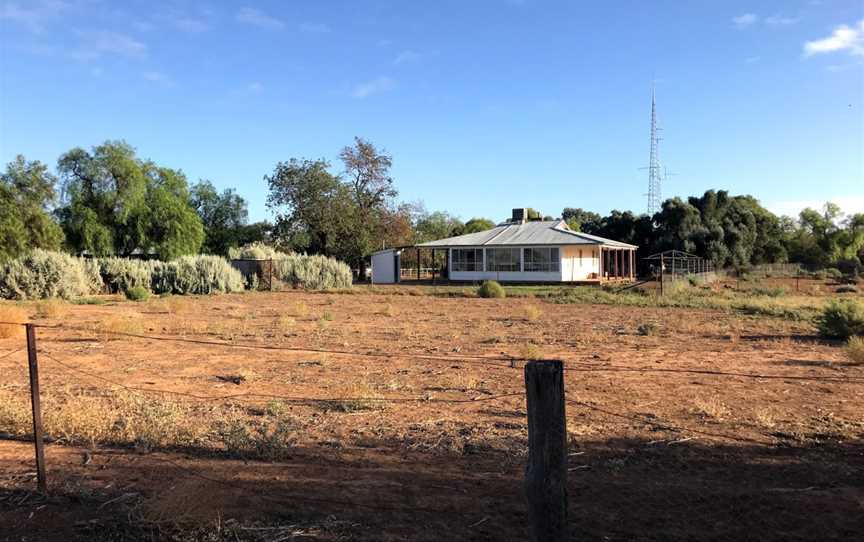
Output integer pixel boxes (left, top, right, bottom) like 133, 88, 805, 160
1, 289, 862, 541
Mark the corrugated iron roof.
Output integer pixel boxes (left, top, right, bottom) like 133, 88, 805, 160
417, 220, 638, 248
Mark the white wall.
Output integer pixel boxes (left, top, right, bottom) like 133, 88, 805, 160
371, 250, 397, 284
561, 246, 600, 281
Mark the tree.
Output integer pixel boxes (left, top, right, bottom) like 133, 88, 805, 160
414, 210, 464, 242
191, 180, 250, 255
562, 208, 602, 233
57, 141, 203, 257
462, 217, 496, 234
0, 156, 64, 262
266, 158, 355, 257
339, 137, 398, 275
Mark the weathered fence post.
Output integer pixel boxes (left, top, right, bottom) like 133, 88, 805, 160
25, 324, 47, 493
524, 360, 567, 542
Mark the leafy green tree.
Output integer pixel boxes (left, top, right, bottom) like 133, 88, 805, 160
0, 156, 64, 262
414, 210, 464, 242
191, 180, 250, 255
57, 141, 203, 258
562, 207, 602, 233
462, 217, 496, 234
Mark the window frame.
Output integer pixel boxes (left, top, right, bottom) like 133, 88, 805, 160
486, 247, 522, 272
522, 247, 560, 273
450, 248, 484, 272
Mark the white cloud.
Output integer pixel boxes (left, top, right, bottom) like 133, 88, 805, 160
350, 76, 395, 98
765, 14, 799, 26
803, 19, 864, 57
0, 0, 70, 32
394, 50, 421, 65
299, 22, 330, 34
142, 70, 169, 82
732, 13, 758, 29
70, 31, 147, 60
767, 196, 864, 218
236, 7, 284, 29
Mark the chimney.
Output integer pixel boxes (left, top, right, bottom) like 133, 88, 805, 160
511, 208, 528, 224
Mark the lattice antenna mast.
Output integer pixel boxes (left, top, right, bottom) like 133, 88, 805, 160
646, 86, 663, 215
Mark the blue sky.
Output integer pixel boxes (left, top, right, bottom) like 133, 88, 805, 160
1, 1, 862, 224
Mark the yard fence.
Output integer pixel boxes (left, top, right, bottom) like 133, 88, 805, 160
1, 319, 856, 540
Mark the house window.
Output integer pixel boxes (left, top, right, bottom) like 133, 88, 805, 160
523, 247, 560, 272
451, 248, 483, 272
486, 248, 521, 272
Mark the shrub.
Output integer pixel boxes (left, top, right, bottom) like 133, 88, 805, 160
825, 268, 843, 280
272, 254, 352, 290
228, 242, 286, 260
847, 336, 864, 365
477, 280, 505, 299
98, 258, 152, 294
80, 259, 104, 294
817, 300, 864, 339
124, 286, 150, 302
0, 249, 93, 300
836, 285, 858, 294
34, 299, 68, 319
152, 255, 244, 295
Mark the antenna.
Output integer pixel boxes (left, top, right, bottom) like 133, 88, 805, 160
646, 84, 663, 215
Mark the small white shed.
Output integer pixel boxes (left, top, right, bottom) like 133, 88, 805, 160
371, 249, 401, 284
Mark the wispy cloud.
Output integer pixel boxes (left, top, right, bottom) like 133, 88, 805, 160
350, 76, 396, 98
69, 31, 147, 60
247, 82, 264, 93
803, 19, 864, 57
745, 56, 761, 64
732, 13, 758, 29
142, 71, 171, 83
299, 22, 330, 34
393, 50, 421, 66
765, 14, 799, 26
0, 0, 70, 33
236, 7, 284, 29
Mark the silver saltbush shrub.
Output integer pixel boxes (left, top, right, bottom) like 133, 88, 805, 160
228, 242, 285, 260
0, 249, 92, 299
80, 258, 105, 294
152, 255, 244, 295
98, 258, 152, 293
273, 254, 352, 290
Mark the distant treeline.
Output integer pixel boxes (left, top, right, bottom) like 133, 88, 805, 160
2, 139, 861, 272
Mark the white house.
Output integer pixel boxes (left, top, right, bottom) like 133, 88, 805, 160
372, 209, 638, 284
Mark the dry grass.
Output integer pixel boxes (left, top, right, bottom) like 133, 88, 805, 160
520, 343, 543, 361
164, 296, 192, 315
291, 301, 310, 318
847, 336, 864, 365
95, 313, 145, 340
753, 407, 778, 429
277, 315, 296, 335
692, 396, 731, 421
379, 304, 396, 317
523, 304, 542, 322
0, 305, 27, 338
170, 318, 208, 336
34, 299, 69, 319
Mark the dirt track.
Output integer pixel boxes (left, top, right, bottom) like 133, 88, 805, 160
1, 288, 862, 540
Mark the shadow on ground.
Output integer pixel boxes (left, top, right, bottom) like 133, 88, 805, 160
1, 434, 862, 541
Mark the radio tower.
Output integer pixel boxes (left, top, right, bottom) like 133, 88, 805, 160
646, 86, 663, 215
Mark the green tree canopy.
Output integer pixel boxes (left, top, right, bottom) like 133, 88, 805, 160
191, 180, 251, 255
56, 141, 203, 258
0, 156, 64, 262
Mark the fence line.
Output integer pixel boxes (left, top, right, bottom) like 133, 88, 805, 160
39, 350, 524, 407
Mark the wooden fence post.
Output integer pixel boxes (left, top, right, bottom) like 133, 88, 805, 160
524, 360, 567, 542
25, 324, 47, 493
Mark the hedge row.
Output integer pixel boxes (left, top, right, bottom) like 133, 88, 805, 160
229, 243, 353, 291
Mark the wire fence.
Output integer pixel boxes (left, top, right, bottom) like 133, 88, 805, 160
0, 318, 861, 535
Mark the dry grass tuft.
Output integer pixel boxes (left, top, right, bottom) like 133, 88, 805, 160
164, 296, 192, 314
277, 315, 296, 335
34, 299, 69, 319
520, 343, 543, 361
692, 396, 731, 421
753, 407, 777, 429
0, 305, 27, 339
379, 304, 396, 317
847, 336, 864, 365
523, 305, 542, 322
95, 313, 145, 340
291, 301, 309, 318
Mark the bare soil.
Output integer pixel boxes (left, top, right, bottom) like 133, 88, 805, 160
1, 288, 862, 541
